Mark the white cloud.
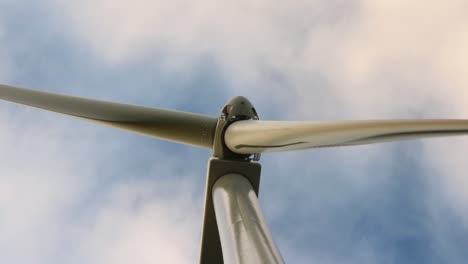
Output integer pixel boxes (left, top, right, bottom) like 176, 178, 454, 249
0, 111, 89, 263
0, 109, 201, 263
0, 24, 12, 81
49, 0, 468, 115
73, 178, 200, 264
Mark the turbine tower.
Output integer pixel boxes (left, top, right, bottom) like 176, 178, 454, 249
2, 84, 468, 263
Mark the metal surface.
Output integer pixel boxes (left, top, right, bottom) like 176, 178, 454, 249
0, 84, 217, 148
212, 96, 259, 160
225, 119, 468, 153
213, 174, 284, 264
199, 159, 261, 264
5, 84, 468, 264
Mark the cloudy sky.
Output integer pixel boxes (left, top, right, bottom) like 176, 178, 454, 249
1, 0, 468, 263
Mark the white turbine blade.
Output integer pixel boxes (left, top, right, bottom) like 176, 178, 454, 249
225, 119, 468, 154
0, 84, 217, 148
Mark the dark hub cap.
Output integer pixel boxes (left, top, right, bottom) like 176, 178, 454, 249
213, 96, 259, 160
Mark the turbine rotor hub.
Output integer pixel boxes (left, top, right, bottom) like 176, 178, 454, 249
213, 96, 260, 161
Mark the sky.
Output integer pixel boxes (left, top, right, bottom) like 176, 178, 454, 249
1, 0, 468, 263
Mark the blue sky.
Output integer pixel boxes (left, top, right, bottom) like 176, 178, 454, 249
1, 1, 468, 263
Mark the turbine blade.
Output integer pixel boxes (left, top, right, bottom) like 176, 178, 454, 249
0, 84, 217, 148
225, 119, 468, 154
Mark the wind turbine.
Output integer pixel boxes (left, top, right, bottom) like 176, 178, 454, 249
1, 84, 468, 264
